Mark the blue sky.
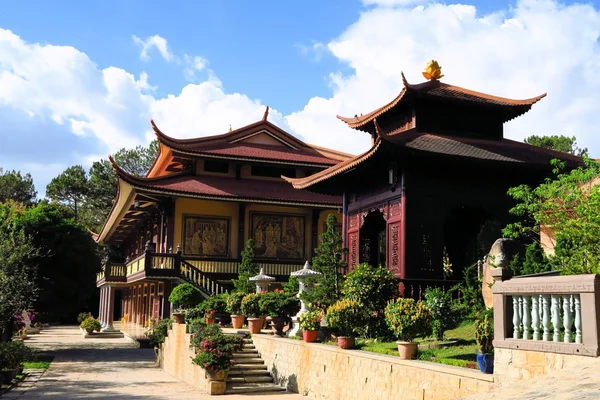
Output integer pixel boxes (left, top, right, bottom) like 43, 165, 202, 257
1, 0, 600, 197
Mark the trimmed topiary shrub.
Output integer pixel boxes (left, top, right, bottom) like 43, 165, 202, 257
169, 283, 203, 310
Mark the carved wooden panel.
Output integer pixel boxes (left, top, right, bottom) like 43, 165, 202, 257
349, 213, 359, 230
389, 200, 401, 219
348, 232, 359, 268
389, 222, 400, 272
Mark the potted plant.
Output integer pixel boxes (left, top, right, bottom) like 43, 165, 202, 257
475, 308, 494, 373
169, 283, 203, 324
191, 330, 244, 381
201, 294, 228, 325
298, 310, 321, 342
227, 292, 246, 329
77, 312, 91, 332
80, 317, 102, 334
241, 293, 262, 334
258, 290, 301, 336
385, 298, 431, 360
325, 299, 369, 349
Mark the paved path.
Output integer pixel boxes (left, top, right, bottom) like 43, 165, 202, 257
8, 325, 307, 399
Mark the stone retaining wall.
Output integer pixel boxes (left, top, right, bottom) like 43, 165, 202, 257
252, 334, 494, 400
159, 323, 225, 395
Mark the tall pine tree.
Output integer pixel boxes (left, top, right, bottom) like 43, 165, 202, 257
232, 239, 259, 293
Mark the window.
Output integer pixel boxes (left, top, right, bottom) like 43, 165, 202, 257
204, 160, 229, 174
251, 165, 296, 178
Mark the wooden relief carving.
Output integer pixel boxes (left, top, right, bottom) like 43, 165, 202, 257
251, 212, 305, 260
349, 213, 359, 230
389, 222, 400, 271
349, 232, 358, 268
389, 200, 401, 219
182, 215, 229, 256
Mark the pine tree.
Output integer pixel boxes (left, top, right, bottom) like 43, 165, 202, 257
232, 239, 259, 293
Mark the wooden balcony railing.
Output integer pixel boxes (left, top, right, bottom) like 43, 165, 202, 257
96, 262, 127, 283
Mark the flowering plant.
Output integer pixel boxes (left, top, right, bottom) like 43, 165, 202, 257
384, 298, 431, 342
325, 298, 369, 337
241, 293, 262, 318
226, 291, 246, 315
442, 247, 453, 278
298, 310, 321, 331
423, 287, 454, 340
205, 310, 216, 319
191, 334, 244, 371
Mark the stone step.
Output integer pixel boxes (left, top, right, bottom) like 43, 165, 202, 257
232, 357, 263, 364
242, 338, 253, 343
242, 344, 255, 349
235, 348, 258, 354
228, 369, 272, 376
225, 382, 286, 394
227, 375, 274, 383
230, 364, 268, 370
233, 352, 259, 358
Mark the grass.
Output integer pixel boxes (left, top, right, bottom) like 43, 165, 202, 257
356, 319, 479, 369
23, 354, 54, 370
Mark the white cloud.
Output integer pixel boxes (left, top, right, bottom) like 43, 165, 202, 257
183, 54, 209, 82
132, 34, 173, 62
288, 0, 600, 156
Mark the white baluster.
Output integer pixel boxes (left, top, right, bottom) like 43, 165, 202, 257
574, 294, 582, 344
531, 295, 540, 340
551, 295, 561, 342
563, 296, 572, 343
513, 296, 521, 339
522, 295, 531, 340
518, 296, 524, 334
542, 295, 551, 341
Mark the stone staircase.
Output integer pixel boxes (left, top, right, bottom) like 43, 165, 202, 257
226, 337, 286, 394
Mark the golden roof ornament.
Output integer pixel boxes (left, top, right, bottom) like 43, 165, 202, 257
229, 124, 232, 132
422, 60, 444, 81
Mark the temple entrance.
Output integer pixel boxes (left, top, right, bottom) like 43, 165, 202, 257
359, 210, 387, 267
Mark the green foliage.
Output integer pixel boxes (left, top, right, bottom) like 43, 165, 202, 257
304, 214, 347, 310
201, 294, 228, 313
384, 298, 432, 342
450, 263, 485, 320
185, 305, 205, 321
169, 283, 203, 310
298, 310, 322, 331
258, 291, 300, 318
342, 263, 398, 339
232, 239, 259, 294
509, 241, 553, 276
192, 332, 244, 372
77, 313, 91, 324
423, 287, 454, 340
46, 165, 88, 218
282, 276, 299, 294
189, 323, 223, 349
80, 317, 102, 332
146, 318, 173, 348
226, 292, 246, 315
241, 293, 262, 318
187, 318, 206, 335
504, 158, 600, 274
474, 308, 494, 354
525, 135, 588, 157
325, 298, 369, 337
0, 340, 34, 369
0, 168, 37, 205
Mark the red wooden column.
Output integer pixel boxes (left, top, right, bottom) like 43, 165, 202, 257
386, 199, 402, 278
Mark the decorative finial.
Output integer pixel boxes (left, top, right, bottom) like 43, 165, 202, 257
176, 243, 181, 254
229, 124, 232, 132
422, 60, 444, 81
262, 106, 269, 121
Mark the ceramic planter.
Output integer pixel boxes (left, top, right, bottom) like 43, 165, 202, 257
397, 341, 418, 360
476, 352, 494, 374
302, 330, 318, 343
247, 318, 263, 334
205, 368, 229, 381
1, 369, 17, 384
85, 328, 94, 334
214, 312, 231, 326
231, 315, 246, 329
172, 313, 185, 324
270, 316, 287, 337
337, 336, 355, 349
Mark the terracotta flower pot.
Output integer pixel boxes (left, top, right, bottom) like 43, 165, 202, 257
205, 317, 216, 324
270, 316, 287, 337
172, 313, 185, 324
205, 368, 229, 381
303, 330, 318, 343
247, 318, 263, 334
231, 315, 246, 329
337, 336, 355, 349
397, 341, 418, 360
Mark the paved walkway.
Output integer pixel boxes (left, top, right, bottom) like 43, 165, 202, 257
8, 325, 307, 399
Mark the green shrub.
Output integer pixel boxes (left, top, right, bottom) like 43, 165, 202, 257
187, 318, 206, 335
385, 298, 431, 342
192, 333, 244, 371
0, 340, 33, 370
169, 283, 203, 310
241, 293, 262, 318
226, 292, 246, 315
201, 294, 228, 314
475, 308, 494, 354
146, 318, 173, 348
77, 312, 91, 324
423, 287, 454, 340
325, 298, 369, 337
258, 291, 300, 318
298, 310, 322, 331
80, 318, 102, 332
185, 305, 205, 321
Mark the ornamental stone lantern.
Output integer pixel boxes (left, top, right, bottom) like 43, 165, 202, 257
288, 261, 322, 337
249, 268, 275, 294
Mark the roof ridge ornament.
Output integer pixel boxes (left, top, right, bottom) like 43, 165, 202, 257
401, 71, 409, 87
262, 106, 269, 121
422, 60, 444, 81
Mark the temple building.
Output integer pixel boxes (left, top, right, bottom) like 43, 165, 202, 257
284, 62, 581, 298
95, 109, 349, 329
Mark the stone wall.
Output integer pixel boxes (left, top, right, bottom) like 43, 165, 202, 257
159, 323, 225, 395
494, 347, 598, 383
252, 334, 494, 400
